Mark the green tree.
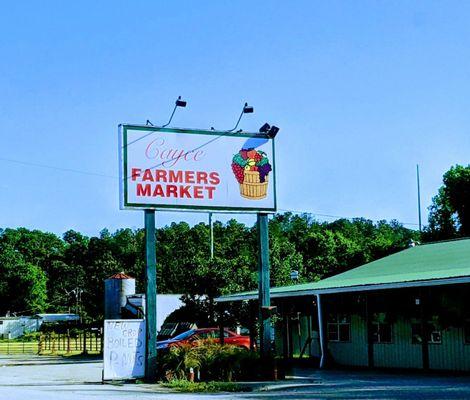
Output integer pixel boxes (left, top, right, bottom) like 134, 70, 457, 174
426, 165, 470, 240
0, 245, 47, 314
0, 213, 419, 322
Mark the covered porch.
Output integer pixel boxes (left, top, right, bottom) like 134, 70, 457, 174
216, 238, 470, 372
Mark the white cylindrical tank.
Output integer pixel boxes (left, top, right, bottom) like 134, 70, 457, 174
104, 272, 136, 319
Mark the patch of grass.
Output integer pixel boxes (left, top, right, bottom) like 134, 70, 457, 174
162, 379, 250, 393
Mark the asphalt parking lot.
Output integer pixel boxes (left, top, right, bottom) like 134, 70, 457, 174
2, 355, 470, 399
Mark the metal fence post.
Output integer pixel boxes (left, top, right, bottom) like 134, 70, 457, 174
83, 330, 88, 355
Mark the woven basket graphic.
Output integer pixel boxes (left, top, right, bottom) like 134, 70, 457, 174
239, 170, 268, 199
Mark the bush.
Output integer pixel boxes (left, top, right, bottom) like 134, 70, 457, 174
162, 379, 248, 393
21, 331, 41, 341
159, 340, 262, 382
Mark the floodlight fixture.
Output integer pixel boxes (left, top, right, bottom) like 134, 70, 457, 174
227, 102, 254, 132
243, 103, 254, 113
175, 97, 187, 108
290, 270, 299, 281
267, 125, 279, 138
161, 96, 187, 128
259, 123, 270, 133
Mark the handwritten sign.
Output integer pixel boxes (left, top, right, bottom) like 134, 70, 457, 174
119, 125, 276, 212
103, 319, 146, 380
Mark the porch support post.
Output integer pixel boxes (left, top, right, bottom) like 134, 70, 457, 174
365, 293, 374, 367
316, 294, 327, 369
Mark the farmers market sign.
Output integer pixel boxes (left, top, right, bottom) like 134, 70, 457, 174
119, 125, 276, 212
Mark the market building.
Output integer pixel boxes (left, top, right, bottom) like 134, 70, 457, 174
217, 238, 470, 372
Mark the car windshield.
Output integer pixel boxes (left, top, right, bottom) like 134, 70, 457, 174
171, 329, 196, 341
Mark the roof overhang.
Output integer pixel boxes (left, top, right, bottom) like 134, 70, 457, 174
215, 275, 470, 303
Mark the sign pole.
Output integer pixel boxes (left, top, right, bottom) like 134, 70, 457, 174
257, 213, 271, 358
209, 212, 214, 259
144, 210, 157, 381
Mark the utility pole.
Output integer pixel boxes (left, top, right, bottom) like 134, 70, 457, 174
144, 210, 157, 381
416, 164, 422, 232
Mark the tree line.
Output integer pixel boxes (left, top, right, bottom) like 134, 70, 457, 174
0, 214, 417, 321
1, 164, 469, 323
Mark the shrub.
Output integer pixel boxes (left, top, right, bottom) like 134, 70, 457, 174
162, 379, 248, 393
159, 340, 261, 382
160, 343, 203, 380
22, 331, 41, 342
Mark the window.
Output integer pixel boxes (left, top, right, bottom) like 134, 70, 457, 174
429, 329, 442, 344
195, 330, 230, 340
212, 330, 230, 339
327, 314, 350, 342
372, 323, 392, 343
411, 322, 442, 344
196, 331, 214, 339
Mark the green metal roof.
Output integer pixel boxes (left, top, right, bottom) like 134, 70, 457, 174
216, 238, 470, 302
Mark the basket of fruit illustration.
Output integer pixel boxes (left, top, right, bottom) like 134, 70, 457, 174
231, 148, 272, 200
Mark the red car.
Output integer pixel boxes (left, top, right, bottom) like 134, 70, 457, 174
157, 328, 251, 351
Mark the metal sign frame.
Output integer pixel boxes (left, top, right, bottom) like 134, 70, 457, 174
119, 124, 277, 213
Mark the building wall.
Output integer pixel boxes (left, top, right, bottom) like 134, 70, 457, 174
326, 315, 470, 371
328, 314, 368, 367
273, 286, 470, 372
373, 317, 421, 369
0, 318, 38, 339
429, 327, 470, 371
326, 315, 422, 369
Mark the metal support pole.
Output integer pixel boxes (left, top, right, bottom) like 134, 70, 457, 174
417, 164, 422, 233
145, 210, 157, 381
316, 294, 326, 369
209, 212, 214, 259
219, 309, 225, 346
257, 213, 271, 358
82, 330, 87, 355
365, 294, 374, 367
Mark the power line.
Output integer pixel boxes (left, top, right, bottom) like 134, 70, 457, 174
0, 156, 422, 228
0, 157, 117, 179
278, 208, 420, 227
0, 130, 235, 184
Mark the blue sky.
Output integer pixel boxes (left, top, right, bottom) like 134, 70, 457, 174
1, 1, 470, 236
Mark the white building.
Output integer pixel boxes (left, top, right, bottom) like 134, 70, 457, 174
0, 317, 37, 339
0, 314, 80, 339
